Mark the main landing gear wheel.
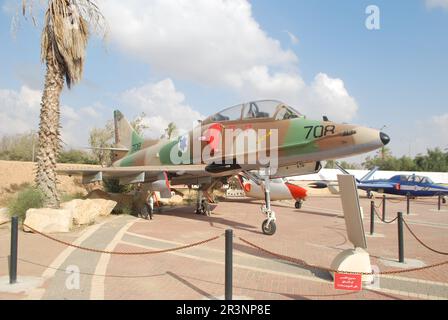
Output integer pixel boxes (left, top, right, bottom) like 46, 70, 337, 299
262, 219, 277, 236
367, 190, 373, 199
295, 200, 303, 209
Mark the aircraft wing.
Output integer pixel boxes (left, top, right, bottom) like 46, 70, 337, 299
57, 164, 209, 185
358, 182, 395, 190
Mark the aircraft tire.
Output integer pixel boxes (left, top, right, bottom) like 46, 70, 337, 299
295, 201, 303, 209
262, 220, 277, 236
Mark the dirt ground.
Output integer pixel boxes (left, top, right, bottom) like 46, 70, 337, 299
0, 161, 96, 206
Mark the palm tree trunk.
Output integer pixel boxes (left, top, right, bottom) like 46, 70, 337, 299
35, 53, 64, 208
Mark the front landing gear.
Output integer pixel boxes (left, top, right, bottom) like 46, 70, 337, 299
261, 173, 277, 236
262, 219, 277, 236
261, 204, 277, 235
295, 200, 303, 209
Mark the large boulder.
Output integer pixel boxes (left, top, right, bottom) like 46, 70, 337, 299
24, 208, 73, 233
0, 208, 9, 225
62, 199, 117, 225
86, 190, 134, 214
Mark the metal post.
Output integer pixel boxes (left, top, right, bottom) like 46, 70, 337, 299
438, 195, 442, 211
406, 194, 410, 215
370, 201, 375, 235
9, 216, 18, 284
382, 195, 386, 221
225, 229, 233, 300
397, 212, 404, 263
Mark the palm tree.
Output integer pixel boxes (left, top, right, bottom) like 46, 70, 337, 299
165, 122, 178, 140
23, 0, 106, 208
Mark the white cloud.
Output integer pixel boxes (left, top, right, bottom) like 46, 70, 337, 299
101, 0, 297, 86
426, 0, 448, 10
0, 86, 41, 135
0, 85, 108, 148
302, 73, 358, 122
100, 0, 359, 122
236, 69, 358, 122
121, 79, 204, 139
0, 79, 203, 148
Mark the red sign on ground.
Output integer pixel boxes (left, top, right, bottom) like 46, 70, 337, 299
334, 273, 362, 291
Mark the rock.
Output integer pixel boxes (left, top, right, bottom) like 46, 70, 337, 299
62, 199, 117, 225
168, 195, 184, 206
24, 208, 73, 233
95, 199, 118, 217
0, 208, 9, 225
86, 190, 134, 214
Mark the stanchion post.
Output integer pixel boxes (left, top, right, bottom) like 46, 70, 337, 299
398, 212, 404, 263
9, 216, 18, 284
382, 195, 386, 221
225, 229, 233, 300
370, 201, 375, 235
406, 194, 410, 215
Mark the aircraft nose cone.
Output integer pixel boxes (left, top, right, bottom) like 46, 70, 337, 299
380, 132, 390, 146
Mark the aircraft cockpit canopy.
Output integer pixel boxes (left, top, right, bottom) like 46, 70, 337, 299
203, 100, 303, 124
398, 175, 434, 184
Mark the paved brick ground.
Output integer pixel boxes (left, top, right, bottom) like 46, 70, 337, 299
0, 194, 447, 300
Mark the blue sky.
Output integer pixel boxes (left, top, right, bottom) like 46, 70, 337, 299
0, 0, 447, 164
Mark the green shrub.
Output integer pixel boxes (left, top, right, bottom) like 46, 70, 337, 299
8, 187, 44, 220
103, 178, 134, 194
113, 204, 134, 216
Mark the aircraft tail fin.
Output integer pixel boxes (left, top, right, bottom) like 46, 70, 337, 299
360, 166, 379, 182
114, 110, 144, 155
335, 162, 360, 183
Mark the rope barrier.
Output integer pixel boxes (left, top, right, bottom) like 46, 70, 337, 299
403, 220, 448, 256
0, 221, 10, 227
23, 223, 222, 255
238, 237, 448, 276
374, 208, 398, 224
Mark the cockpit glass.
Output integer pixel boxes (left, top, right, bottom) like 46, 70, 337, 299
209, 104, 243, 122
242, 100, 302, 120
203, 100, 303, 124
243, 101, 280, 119
421, 177, 433, 184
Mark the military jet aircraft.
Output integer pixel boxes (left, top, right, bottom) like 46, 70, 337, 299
311, 163, 448, 201
58, 100, 390, 235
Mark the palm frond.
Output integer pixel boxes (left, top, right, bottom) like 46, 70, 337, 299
23, 0, 107, 88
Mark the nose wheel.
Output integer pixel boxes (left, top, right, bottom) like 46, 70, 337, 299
295, 200, 303, 209
262, 219, 277, 236
260, 172, 277, 236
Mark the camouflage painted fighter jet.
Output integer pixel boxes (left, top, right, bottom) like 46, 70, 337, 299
58, 100, 390, 235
